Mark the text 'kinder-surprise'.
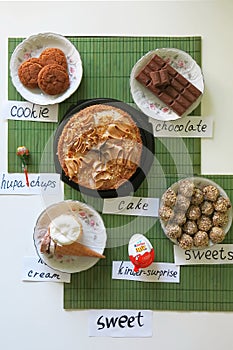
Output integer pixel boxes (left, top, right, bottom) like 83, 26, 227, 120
112, 261, 180, 283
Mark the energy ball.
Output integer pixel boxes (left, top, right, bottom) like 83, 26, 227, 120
172, 211, 187, 226
183, 220, 198, 235
214, 196, 231, 213
161, 188, 177, 207
186, 205, 201, 221
197, 215, 212, 231
165, 224, 182, 240
212, 211, 229, 227
191, 188, 204, 205
200, 201, 214, 216
178, 179, 195, 198
193, 231, 209, 248
175, 195, 190, 212
203, 185, 219, 202
178, 233, 194, 250
159, 206, 174, 222
209, 226, 225, 244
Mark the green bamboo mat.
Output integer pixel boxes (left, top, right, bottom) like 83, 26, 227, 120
64, 175, 233, 311
9, 36, 233, 311
8, 36, 201, 174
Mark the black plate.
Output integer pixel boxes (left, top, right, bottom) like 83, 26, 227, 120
54, 98, 155, 198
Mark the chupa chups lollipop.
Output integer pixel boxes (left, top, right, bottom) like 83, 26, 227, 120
16, 146, 30, 187
128, 234, 155, 272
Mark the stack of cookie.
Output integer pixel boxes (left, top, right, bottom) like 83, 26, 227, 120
18, 47, 70, 95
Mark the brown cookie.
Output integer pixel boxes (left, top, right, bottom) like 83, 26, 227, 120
39, 48, 68, 70
38, 64, 70, 95
18, 58, 43, 89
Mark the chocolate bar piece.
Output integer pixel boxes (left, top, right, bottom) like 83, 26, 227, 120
135, 54, 202, 116
150, 68, 170, 87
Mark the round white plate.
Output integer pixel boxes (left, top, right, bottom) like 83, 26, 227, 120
159, 177, 232, 250
10, 32, 83, 105
33, 200, 107, 273
130, 48, 204, 121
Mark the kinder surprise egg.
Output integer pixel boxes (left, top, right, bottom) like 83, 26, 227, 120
128, 234, 155, 272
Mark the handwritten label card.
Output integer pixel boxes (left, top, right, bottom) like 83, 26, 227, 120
174, 244, 233, 265
112, 261, 180, 283
151, 116, 213, 138
88, 309, 153, 337
3, 100, 58, 122
22, 256, 70, 283
0, 172, 61, 195
103, 196, 159, 217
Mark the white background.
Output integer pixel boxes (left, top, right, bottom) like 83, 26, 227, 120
1, 1, 233, 349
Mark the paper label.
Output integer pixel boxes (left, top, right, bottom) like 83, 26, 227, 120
174, 244, 233, 265
103, 196, 159, 217
3, 100, 58, 122
22, 256, 70, 283
88, 309, 153, 337
112, 261, 180, 283
151, 116, 213, 138
0, 172, 61, 195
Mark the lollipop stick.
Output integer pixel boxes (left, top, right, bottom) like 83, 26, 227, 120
16, 146, 30, 187
24, 166, 30, 187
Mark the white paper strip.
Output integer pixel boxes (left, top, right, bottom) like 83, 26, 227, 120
174, 244, 233, 265
0, 172, 61, 195
112, 261, 180, 283
3, 100, 58, 122
88, 309, 153, 337
22, 256, 70, 283
103, 196, 159, 217
150, 116, 213, 138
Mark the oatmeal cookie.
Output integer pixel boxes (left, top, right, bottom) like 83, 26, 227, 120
18, 57, 43, 88
38, 64, 70, 95
39, 47, 68, 70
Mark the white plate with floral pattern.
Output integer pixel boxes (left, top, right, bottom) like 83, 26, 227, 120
10, 32, 83, 105
33, 200, 107, 273
130, 48, 204, 121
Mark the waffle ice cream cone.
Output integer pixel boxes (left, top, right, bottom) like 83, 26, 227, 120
55, 241, 105, 259
40, 228, 105, 259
